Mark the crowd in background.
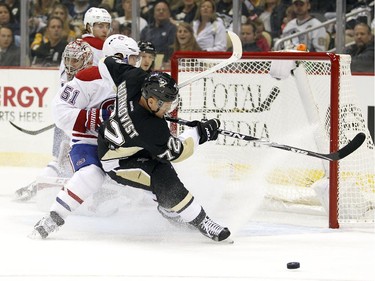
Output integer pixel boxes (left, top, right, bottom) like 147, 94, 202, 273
0, 0, 373, 72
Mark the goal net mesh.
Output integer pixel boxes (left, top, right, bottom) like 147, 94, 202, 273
171, 52, 374, 227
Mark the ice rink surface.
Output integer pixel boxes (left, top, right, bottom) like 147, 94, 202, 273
0, 166, 374, 281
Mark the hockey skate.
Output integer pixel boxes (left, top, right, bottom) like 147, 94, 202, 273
195, 216, 231, 242
14, 181, 37, 201
30, 211, 65, 239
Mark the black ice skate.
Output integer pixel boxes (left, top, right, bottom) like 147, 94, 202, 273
31, 211, 65, 239
195, 215, 231, 242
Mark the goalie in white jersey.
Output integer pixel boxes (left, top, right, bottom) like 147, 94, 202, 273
31, 35, 146, 239
14, 8, 112, 202
281, 0, 327, 52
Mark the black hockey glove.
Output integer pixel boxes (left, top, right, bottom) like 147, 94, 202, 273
187, 119, 221, 144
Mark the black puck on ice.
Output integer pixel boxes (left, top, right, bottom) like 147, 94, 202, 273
287, 262, 300, 269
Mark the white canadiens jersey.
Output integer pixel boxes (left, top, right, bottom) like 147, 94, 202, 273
282, 17, 327, 52
53, 60, 116, 146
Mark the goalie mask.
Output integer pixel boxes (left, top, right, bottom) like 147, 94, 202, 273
63, 39, 93, 81
142, 72, 179, 113
103, 34, 141, 67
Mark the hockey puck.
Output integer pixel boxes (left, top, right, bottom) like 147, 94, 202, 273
287, 262, 300, 269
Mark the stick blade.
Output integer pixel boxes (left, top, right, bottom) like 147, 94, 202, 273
9, 121, 55, 135
227, 31, 243, 60
333, 132, 366, 160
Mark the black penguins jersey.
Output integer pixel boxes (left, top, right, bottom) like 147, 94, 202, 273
104, 55, 148, 102
98, 81, 193, 164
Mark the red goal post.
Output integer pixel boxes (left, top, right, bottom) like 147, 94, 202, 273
170, 51, 374, 228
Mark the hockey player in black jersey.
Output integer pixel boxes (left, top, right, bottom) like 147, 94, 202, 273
97, 64, 231, 242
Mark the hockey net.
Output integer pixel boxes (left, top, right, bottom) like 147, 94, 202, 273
170, 51, 374, 228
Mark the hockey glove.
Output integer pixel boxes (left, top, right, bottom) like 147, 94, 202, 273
187, 119, 221, 144
85, 108, 111, 132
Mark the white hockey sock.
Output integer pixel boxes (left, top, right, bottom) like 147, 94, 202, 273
177, 198, 203, 223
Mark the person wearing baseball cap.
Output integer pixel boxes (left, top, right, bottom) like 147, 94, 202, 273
281, 0, 327, 51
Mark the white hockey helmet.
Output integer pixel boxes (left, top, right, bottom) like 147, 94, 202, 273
84, 7, 112, 32
103, 34, 140, 66
63, 39, 93, 81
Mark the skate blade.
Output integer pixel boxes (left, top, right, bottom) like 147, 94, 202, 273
219, 237, 234, 244
27, 229, 44, 239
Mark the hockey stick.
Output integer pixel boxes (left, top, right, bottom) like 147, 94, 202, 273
177, 31, 242, 89
165, 116, 366, 161
9, 121, 55, 135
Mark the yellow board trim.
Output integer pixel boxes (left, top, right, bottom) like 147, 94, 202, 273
0, 152, 52, 167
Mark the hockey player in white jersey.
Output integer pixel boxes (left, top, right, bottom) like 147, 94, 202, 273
14, 8, 112, 201
14, 39, 94, 201
31, 35, 146, 239
281, 0, 327, 52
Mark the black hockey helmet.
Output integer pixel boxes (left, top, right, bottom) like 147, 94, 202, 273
142, 72, 178, 102
138, 41, 157, 56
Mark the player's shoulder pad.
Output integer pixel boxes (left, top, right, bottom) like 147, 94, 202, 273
82, 36, 104, 50
75, 66, 101, 81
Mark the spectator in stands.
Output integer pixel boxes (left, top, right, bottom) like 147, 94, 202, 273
216, 0, 250, 29
174, 22, 201, 52
29, 0, 59, 38
258, 0, 286, 41
51, 3, 77, 42
192, 0, 227, 51
243, 0, 263, 21
0, 3, 19, 43
139, 0, 155, 23
172, 0, 198, 24
281, 4, 296, 32
239, 21, 261, 52
0, 25, 19, 66
31, 3, 77, 51
69, 0, 92, 38
140, 0, 177, 66
253, 18, 271, 51
281, 0, 327, 51
119, 22, 132, 36
115, 0, 147, 33
345, 22, 374, 73
1, 0, 20, 22
164, 21, 202, 68
110, 19, 121, 35
31, 16, 68, 67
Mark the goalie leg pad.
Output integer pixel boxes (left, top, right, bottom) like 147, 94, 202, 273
50, 165, 105, 218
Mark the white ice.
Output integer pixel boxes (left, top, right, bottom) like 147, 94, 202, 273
0, 166, 374, 281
